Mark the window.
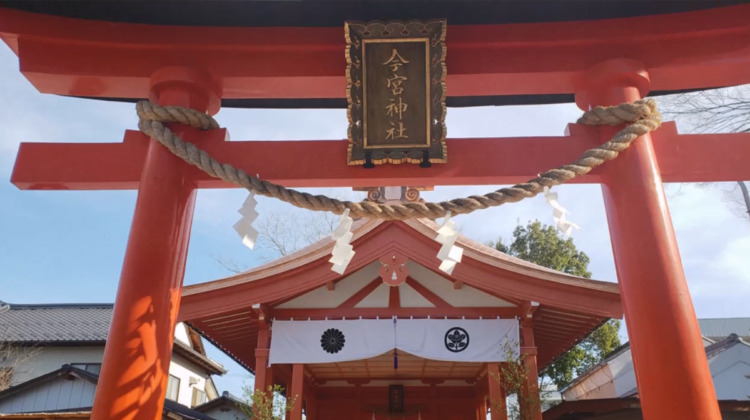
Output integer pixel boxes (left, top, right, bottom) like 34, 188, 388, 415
191, 388, 207, 407
166, 375, 180, 401
70, 363, 101, 375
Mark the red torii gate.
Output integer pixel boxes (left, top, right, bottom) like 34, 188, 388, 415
2, 3, 750, 420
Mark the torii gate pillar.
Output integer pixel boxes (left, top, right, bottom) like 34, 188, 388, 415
90, 67, 220, 420
576, 60, 721, 420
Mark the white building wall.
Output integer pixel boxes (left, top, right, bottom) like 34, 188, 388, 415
562, 365, 618, 400
206, 377, 220, 400
3, 322, 217, 408
168, 353, 212, 407
8, 346, 104, 386
708, 344, 750, 400
174, 322, 191, 345
0, 351, 218, 414
609, 348, 637, 398
0, 375, 97, 413
563, 340, 750, 402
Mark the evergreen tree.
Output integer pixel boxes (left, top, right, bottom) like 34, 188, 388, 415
492, 220, 622, 389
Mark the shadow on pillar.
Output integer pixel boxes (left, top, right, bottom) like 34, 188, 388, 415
95, 298, 178, 419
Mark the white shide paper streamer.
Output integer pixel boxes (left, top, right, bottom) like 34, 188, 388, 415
330, 209, 356, 274
233, 192, 259, 249
543, 186, 580, 237
435, 211, 464, 275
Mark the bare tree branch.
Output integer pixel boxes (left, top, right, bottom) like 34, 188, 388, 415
0, 328, 40, 391
212, 255, 247, 274
214, 190, 363, 268
659, 86, 750, 223
256, 211, 339, 257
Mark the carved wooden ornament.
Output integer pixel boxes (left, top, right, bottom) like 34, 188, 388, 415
379, 253, 409, 286
345, 20, 447, 167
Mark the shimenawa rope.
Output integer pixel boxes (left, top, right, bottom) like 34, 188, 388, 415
135, 100, 661, 220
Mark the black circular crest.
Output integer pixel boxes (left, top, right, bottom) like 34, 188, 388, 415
320, 328, 346, 354
444, 327, 469, 353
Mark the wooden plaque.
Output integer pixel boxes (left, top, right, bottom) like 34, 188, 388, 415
346, 20, 447, 166
388, 384, 405, 412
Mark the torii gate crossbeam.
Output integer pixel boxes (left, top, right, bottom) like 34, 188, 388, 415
10, 124, 750, 190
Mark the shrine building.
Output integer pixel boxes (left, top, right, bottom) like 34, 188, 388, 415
179, 218, 622, 420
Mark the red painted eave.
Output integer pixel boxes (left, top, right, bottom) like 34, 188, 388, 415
1, 5, 749, 100
180, 219, 621, 370
181, 218, 621, 317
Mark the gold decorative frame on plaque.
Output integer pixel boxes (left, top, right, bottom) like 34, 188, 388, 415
345, 20, 447, 167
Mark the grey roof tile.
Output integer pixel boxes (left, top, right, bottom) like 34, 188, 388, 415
698, 318, 750, 341
0, 303, 113, 343
704, 333, 749, 359
0, 302, 224, 375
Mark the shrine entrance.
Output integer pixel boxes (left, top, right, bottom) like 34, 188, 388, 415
179, 219, 622, 420
309, 351, 485, 420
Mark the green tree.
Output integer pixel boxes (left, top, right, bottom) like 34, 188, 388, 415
240, 384, 296, 420
492, 220, 621, 389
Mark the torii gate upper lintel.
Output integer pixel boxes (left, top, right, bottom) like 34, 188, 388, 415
4, 5, 750, 420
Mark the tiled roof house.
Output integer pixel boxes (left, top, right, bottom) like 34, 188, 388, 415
544, 318, 750, 420
0, 303, 229, 419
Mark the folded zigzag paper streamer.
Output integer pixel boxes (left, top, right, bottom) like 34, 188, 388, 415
543, 186, 581, 237
435, 212, 463, 275
329, 209, 355, 274
233, 192, 259, 249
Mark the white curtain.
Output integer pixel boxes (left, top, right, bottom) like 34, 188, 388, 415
396, 318, 519, 363
269, 319, 396, 365
269, 318, 518, 365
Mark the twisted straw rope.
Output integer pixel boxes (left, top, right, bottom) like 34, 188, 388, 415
136, 100, 661, 220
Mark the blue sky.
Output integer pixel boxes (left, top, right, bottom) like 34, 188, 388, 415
0, 45, 748, 396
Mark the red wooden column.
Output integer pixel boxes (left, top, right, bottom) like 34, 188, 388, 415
265, 365, 275, 389
254, 324, 271, 392
290, 364, 305, 420
575, 59, 721, 420
90, 67, 219, 420
487, 363, 508, 420
519, 321, 541, 420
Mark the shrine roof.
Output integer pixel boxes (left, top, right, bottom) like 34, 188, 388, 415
2, 1, 746, 27
183, 218, 619, 296
180, 218, 622, 375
